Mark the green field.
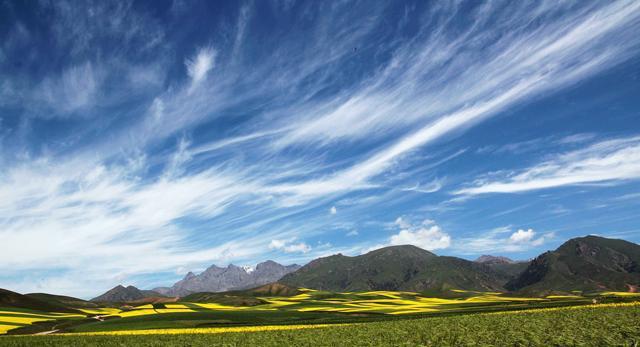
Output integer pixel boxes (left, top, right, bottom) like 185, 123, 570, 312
1, 289, 639, 346
0, 303, 638, 346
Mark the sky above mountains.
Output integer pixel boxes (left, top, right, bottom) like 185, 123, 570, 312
1, 0, 639, 298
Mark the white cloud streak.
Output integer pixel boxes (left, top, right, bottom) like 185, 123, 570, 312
0, 154, 269, 296
456, 136, 640, 195
269, 239, 311, 254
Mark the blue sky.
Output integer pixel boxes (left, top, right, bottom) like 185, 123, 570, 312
1, 0, 639, 298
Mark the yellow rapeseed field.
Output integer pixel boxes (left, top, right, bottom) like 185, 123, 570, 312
50, 302, 640, 336
2, 290, 638, 335
0, 311, 84, 334
60, 323, 350, 336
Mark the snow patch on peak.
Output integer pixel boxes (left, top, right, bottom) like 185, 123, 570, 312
241, 265, 255, 274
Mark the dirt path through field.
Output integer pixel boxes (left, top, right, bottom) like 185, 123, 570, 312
34, 329, 59, 335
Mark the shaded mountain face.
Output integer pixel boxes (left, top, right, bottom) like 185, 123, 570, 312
506, 236, 640, 294
155, 261, 301, 297
91, 285, 160, 302
474, 255, 530, 283
279, 245, 505, 292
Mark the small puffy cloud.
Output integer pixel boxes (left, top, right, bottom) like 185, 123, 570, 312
346, 229, 359, 237
186, 46, 216, 85
329, 206, 337, 215
456, 227, 551, 254
509, 228, 535, 243
509, 228, 545, 246
389, 218, 451, 250
269, 239, 311, 253
269, 239, 286, 249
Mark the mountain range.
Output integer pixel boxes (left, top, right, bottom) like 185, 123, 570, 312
151, 260, 300, 297
279, 245, 510, 292
59, 235, 640, 302
280, 236, 640, 294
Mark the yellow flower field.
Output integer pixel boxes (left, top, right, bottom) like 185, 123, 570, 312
61, 323, 349, 336
0, 311, 84, 334
1, 289, 638, 335
44, 301, 640, 337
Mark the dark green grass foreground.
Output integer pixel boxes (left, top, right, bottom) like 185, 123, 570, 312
1, 305, 639, 346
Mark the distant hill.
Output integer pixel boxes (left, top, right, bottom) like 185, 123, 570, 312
506, 236, 640, 294
242, 282, 301, 297
0, 288, 81, 313
91, 285, 163, 302
25, 293, 99, 309
475, 255, 515, 264
474, 255, 530, 282
279, 245, 505, 292
181, 283, 300, 306
155, 261, 301, 297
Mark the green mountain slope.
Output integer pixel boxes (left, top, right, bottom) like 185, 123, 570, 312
0, 288, 81, 313
25, 293, 99, 309
279, 245, 505, 292
506, 236, 640, 294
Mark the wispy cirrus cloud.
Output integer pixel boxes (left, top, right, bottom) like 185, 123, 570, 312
257, 0, 640, 204
275, 1, 640, 149
456, 136, 640, 195
0, 152, 267, 296
1, 1, 640, 297
186, 46, 216, 89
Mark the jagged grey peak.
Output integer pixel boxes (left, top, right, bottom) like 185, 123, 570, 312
154, 261, 301, 297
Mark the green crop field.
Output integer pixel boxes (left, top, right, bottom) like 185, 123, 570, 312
1, 289, 639, 346
0, 303, 638, 346
3, 289, 638, 335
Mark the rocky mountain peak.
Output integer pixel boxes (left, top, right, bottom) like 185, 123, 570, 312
153, 260, 301, 297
